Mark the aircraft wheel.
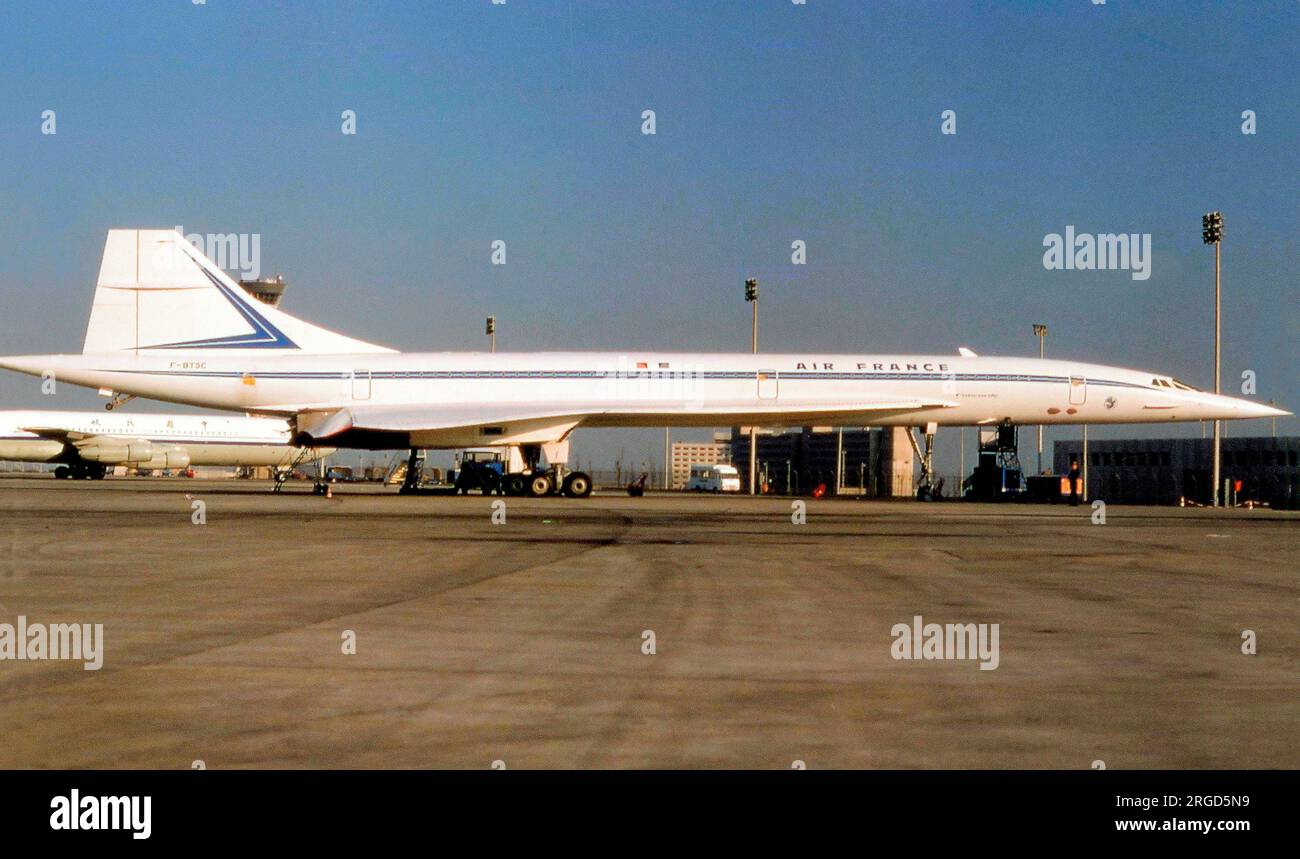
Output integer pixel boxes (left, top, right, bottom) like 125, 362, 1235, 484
528, 474, 553, 497
562, 472, 593, 499
504, 474, 528, 496
54, 466, 70, 480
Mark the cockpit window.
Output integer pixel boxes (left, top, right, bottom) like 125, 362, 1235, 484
1170, 378, 1199, 391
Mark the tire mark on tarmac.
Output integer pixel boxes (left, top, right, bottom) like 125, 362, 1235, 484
0, 509, 639, 704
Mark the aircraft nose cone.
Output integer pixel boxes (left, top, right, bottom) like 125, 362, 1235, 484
1242, 401, 1291, 419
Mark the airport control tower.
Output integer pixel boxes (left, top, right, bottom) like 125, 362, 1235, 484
239, 275, 288, 307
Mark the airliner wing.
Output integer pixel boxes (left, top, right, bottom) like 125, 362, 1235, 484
17, 426, 93, 443
292, 399, 955, 443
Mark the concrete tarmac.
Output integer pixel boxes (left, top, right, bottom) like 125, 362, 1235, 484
0, 477, 1295, 769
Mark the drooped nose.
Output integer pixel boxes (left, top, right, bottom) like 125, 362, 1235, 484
1183, 392, 1290, 421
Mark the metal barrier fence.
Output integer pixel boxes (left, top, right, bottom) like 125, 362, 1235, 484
0, 461, 51, 474
584, 466, 970, 500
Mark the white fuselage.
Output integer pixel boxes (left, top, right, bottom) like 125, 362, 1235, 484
2, 229, 1285, 454
0, 410, 327, 468
6, 351, 1282, 448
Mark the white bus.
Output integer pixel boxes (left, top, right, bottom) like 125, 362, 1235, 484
686, 463, 741, 493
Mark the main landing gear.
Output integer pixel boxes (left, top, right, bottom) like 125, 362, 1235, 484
54, 464, 106, 480
398, 448, 427, 495
558, 470, 593, 499
402, 446, 594, 499
504, 444, 592, 498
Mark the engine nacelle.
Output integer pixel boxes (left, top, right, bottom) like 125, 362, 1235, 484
138, 448, 191, 470
77, 441, 154, 464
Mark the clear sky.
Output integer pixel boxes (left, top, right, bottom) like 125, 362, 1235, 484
1, 0, 1295, 473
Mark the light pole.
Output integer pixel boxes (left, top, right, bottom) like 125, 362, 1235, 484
959, 426, 965, 489
1202, 211, 1223, 506
485, 316, 496, 353
1268, 400, 1277, 438
663, 428, 670, 490
745, 278, 759, 495
1033, 324, 1048, 474
835, 427, 844, 494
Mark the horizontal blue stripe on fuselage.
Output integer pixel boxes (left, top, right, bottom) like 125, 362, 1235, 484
91, 368, 1153, 391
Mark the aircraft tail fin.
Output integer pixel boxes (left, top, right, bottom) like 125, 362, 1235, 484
82, 229, 394, 355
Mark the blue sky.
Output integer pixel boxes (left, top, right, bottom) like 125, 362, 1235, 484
0, 0, 1295, 472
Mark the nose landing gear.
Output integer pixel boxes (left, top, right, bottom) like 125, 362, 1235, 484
103, 392, 136, 411
909, 422, 943, 501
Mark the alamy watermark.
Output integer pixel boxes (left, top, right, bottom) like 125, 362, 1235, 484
50, 790, 150, 839
891, 614, 999, 670
592, 356, 707, 410
0, 616, 103, 670
173, 225, 261, 279
1043, 226, 1151, 281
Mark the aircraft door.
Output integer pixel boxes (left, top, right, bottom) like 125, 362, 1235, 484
1068, 376, 1086, 405
352, 369, 372, 401
757, 369, 778, 399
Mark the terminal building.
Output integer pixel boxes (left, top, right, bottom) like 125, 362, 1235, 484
1053, 436, 1299, 508
729, 426, 913, 497
669, 438, 731, 490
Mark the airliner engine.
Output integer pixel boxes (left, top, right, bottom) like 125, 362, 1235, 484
140, 449, 191, 470
75, 441, 191, 468
77, 441, 153, 463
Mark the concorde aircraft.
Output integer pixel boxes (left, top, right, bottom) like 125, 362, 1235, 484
0, 409, 329, 480
0, 230, 1287, 496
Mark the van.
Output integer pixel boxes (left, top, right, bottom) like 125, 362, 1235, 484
686, 463, 741, 493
